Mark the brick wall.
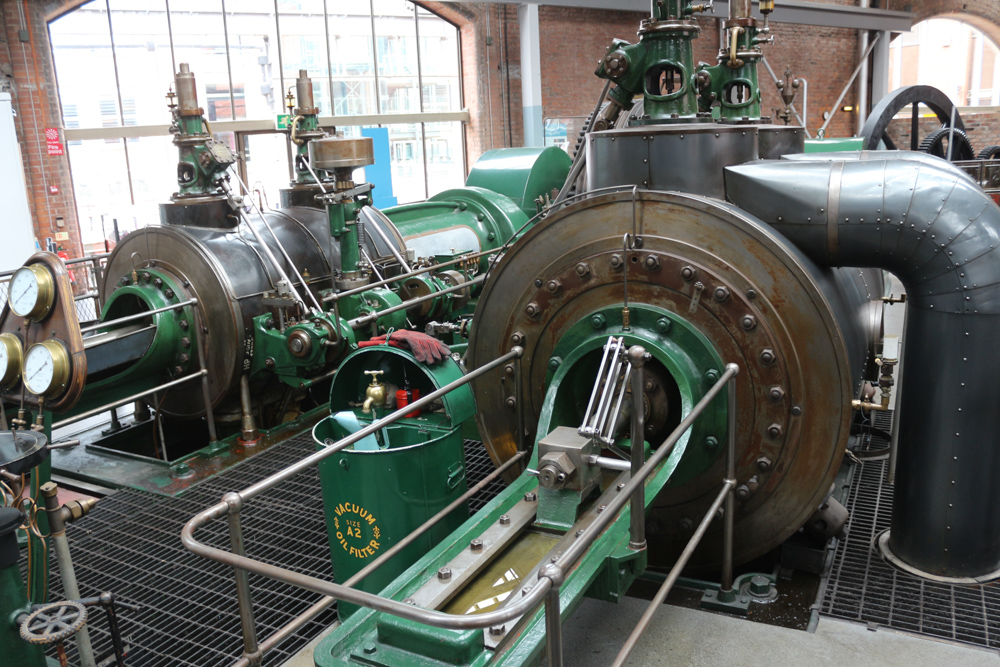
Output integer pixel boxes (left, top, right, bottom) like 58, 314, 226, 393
424, 1, 866, 170
887, 110, 1000, 155
0, 0, 83, 258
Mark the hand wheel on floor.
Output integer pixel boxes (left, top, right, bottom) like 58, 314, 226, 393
19, 600, 88, 645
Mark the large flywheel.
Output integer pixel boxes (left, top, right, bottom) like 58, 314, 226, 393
467, 190, 869, 569
860, 84, 974, 159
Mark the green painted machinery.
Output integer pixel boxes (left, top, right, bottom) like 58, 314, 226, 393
316, 346, 476, 620
0, 61, 568, 496
594, 0, 776, 126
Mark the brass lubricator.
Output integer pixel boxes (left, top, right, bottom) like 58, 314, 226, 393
362, 370, 387, 414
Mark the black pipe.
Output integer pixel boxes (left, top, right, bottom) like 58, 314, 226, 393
726, 153, 1000, 580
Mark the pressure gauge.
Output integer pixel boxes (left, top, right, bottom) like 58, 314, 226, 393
8, 264, 55, 320
0, 333, 23, 389
22, 340, 70, 398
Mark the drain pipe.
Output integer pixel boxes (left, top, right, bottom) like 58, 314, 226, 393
41, 483, 98, 667
726, 153, 1000, 582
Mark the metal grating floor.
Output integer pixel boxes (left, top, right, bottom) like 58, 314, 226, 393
29, 435, 504, 667
819, 411, 1000, 649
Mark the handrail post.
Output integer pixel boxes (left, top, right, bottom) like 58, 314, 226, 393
718, 363, 740, 602
541, 564, 564, 667
224, 492, 262, 667
627, 345, 648, 550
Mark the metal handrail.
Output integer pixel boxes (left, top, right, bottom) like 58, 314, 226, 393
51, 370, 208, 431
228, 449, 529, 667
0, 253, 110, 281
180, 353, 738, 666
79, 298, 198, 335
611, 368, 739, 665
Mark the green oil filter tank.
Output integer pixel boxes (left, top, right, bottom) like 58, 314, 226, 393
314, 346, 476, 619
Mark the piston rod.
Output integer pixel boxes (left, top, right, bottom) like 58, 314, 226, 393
348, 274, 485, 329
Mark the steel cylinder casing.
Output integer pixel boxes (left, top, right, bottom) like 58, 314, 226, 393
99, 205, 333, 417
586, 123, 759, 199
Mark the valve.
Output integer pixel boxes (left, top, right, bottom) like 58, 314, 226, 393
362, 370, 386, 414
19, 600, 88, 645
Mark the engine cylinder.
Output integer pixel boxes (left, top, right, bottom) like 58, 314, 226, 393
468, 189, 882, 569
100, 205, 337, 417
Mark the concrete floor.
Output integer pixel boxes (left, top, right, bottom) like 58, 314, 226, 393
282, 597, 1000, 667
563, 597, 1000, 667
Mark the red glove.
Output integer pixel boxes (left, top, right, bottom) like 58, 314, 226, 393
357, 330, 451, 365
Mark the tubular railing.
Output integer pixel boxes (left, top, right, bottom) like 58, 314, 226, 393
180, 348, 739, 667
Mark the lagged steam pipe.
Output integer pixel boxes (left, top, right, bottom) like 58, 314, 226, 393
726, 154, 1000, 581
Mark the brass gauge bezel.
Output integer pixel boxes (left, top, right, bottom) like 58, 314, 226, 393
0, 333, 23, 389
8, 264, 56, 320
23, 340, 71, 398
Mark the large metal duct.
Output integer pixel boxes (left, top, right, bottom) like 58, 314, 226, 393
726, 153, 1000, 581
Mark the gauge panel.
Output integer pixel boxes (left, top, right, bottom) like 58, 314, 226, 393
23, 340, 71, 398
8, 264, 56, 320
0, 333, 22, 389
0, 252, 87, 411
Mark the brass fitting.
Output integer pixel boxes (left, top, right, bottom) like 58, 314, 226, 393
40, 482, 97, 536
362, 370, 387, 414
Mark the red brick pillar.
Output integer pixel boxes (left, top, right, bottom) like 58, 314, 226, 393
1, 0, 83, 259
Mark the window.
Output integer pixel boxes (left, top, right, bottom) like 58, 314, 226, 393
889, 18, 1000, 107
49, 0, 465, 246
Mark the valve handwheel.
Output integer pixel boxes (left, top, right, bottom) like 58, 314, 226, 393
19, 600, 88, 645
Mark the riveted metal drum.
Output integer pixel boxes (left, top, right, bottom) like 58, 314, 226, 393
586, 124, 759, 198
308, 136, 375, 171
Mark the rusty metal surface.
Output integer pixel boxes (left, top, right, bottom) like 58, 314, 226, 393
468, 190, 870, 569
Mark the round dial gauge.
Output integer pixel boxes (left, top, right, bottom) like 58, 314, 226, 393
0, 333, 23, 389
23, 340, 70, 398
8, 264, 55, 320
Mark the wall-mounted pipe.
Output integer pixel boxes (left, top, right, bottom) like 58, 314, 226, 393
726, 153, 1000, 581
